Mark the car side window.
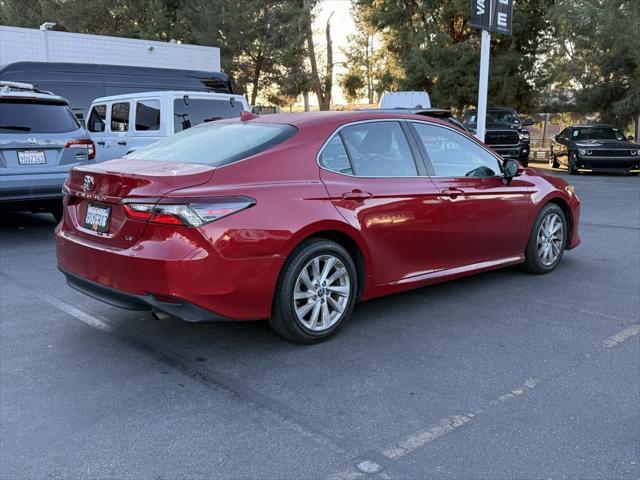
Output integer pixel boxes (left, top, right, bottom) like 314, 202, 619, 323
110, 102, 130, 132
412, 122, 502, 178
340, 122, 418, 177
87, 104, 106, 133
319, 135, 354, 175
136, 100, 161, 131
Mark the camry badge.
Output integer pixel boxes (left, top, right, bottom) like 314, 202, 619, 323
83, 175, 95, 192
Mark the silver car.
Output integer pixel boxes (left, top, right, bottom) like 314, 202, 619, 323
0, 81, 95, 221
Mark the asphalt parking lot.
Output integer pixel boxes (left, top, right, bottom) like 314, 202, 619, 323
1, 167, 638, 480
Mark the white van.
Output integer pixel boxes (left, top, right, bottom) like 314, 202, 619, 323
86, 91, 250, 162
378, 91, 431, 109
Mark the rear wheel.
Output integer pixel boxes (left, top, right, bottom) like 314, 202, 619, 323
522, 204, 567, 274
269, 239, 357, 343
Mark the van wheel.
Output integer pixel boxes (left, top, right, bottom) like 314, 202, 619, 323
522, 204, 567, 274
269, 239, 357, 343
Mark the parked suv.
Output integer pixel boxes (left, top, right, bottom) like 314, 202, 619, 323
86, 91, 250, 162
463, 107, 533, 166
0, 81, 95, 221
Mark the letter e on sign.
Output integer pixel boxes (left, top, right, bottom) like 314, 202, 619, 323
491, 0, 513, 35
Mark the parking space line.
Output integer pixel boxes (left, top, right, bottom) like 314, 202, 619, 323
603, 323, 640, 348
36, 290, 114, 332
329, 378, 540, 479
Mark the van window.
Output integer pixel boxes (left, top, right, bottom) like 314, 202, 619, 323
135, 100, 161, 131
87, 104, 106, 132
111, 102, 130, 132
174, 98, 244, 132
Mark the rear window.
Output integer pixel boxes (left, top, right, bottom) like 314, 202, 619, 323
126, 121, 297, 167
174, 98, 244, 132
0, 99, 80, 134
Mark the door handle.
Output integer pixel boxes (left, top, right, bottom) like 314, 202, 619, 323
117, 140, 127, 146
441, 188, 465, 199
341, 190, 372, 200
96, 141, 105, 146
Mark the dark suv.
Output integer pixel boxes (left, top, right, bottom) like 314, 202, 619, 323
463, 107, 533, 166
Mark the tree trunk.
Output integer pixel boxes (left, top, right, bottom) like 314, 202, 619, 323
303, 91, 309, 112
636, 115, 640, 141
303, 1, 333, 111
250, 51, 263, 106
321, 13, 333, 110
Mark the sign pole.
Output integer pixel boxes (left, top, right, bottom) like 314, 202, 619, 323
476, 27, 491, 143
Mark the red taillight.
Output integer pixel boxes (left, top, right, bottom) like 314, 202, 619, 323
122, 197, 255, 226
65, 138, 95, 160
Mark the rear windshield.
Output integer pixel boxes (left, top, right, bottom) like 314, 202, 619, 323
126, 121, 297, 166
174, 98, 244, 132
0, 99, 80, 134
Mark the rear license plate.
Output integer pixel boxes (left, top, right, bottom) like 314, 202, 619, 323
17, 150, 46, 165
84, 203, 111, 233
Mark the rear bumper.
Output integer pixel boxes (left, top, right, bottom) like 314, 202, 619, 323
575, 155, 640, 172
55, 222, 282, 321
61, 269, 228, 322
0, 172, 68, 202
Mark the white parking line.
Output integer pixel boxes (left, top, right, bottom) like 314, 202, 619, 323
603, 324, 640, 349
37, 291, 114, 332
330, 378, 540, 479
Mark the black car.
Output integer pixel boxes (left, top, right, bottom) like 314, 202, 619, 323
550, 124, 640, 176
463, 107, 533, 166
363, 107, 468, 132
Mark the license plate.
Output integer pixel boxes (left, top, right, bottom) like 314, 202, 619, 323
84, 203, 111, 233
17, 150, 46, 165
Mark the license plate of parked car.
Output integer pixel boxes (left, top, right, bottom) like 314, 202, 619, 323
17, 150, 46, 165
84, 204, 111, 233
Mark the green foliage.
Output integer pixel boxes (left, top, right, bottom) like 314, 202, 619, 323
549, 0, 640, 129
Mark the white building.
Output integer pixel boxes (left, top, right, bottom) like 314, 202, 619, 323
0, 25, 220, 71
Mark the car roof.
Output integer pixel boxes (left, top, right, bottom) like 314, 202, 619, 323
571, 124, 614, 128
91, 90, 245, 103
467, 107, 516, 113
363, 107, 453, 115
0, 85, 68, 103
250, 110, 454, 130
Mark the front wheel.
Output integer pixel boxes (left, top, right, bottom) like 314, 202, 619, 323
522, 204, 567, 274
568, 151, 579, 175
269, 239, 358, 343
549, 149, 560, 168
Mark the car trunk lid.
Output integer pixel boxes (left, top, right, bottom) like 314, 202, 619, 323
64, 159, 215, 248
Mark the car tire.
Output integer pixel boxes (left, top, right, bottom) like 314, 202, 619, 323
522, 203, 567, 274
520, 157, 529, 168
269, 239, 358, 343
549, 151, 560, 169
50, 204, 63, 223
628, 172, 638, 176
568, 151, 579, 175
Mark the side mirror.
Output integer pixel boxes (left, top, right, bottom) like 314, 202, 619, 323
628, 135, 635, 141
503, 159, 521, 183
523, 118, 534, 126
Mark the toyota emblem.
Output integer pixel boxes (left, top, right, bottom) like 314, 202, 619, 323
83, 175, 95, 192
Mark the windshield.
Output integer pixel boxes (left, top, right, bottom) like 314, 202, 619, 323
468, 110, 520, 125
126, 121, 297, 166
174, 98, 244, 132
572, 127, 625, 141
0, 99, 80, 133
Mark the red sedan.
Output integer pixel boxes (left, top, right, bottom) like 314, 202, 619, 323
56, 112, 580, 343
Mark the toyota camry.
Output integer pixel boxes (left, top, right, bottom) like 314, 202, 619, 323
56, 111, 581, 343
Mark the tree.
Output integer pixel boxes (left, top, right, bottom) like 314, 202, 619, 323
353, 0, 554, 113
302, 0, 333, 111
548, 0, 640, 134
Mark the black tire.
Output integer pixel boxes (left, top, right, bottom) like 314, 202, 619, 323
269, 239, 358, 343
50, 204, 63, 223
568, 151, 579, 175
628, 172, 639, 176
549, 151, 560, 169
520, 157, 529, 168
522, 203, 567, 274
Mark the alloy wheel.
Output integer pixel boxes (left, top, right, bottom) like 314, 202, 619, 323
537, 213, 564, 266
293, 254, 351, 332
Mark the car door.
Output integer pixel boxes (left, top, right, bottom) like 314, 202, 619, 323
108, 101, 131, 159
319, 120, 444, 285
86, 103, 109, 162
410, 121, 533, 270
